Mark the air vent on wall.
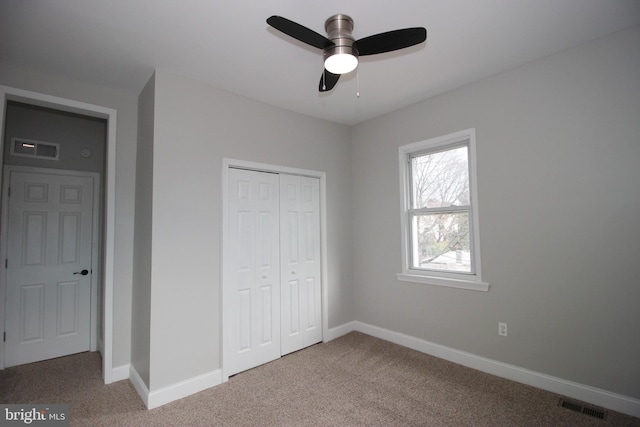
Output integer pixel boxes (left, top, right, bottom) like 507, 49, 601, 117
11, 137, 60, 161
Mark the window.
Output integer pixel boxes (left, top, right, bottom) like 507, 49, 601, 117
398, 129, 488, 291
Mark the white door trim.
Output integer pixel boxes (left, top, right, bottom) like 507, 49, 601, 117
0, 86, 117, 383
1, 166, 101, 360
221, 158, 329, 381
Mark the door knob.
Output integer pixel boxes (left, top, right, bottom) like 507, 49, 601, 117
74, 269, 89, 276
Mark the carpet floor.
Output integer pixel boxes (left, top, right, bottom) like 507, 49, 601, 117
1, 332, 638, 426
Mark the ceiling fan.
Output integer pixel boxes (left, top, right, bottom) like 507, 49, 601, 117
266, 14, 427, 92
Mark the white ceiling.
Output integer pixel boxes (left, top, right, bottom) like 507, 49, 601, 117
1, 0, 639, 125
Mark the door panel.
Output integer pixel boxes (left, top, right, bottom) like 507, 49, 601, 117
280, 174, 322, 355
5, 170, 94, 367
59, 213, 81, 263
306, 276, 318, 331
20, 284, 45, 342
226, 168, 281, 376
23, 212, 47, 265
56, 280, 79, 336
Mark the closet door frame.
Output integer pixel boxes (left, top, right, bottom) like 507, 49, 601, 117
221, 158, 328, 382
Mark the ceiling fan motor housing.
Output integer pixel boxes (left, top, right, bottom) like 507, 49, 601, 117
323, 14, 358, 62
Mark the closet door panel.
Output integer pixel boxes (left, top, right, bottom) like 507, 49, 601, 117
281, 174, 322, 355
226, 169, 281, 376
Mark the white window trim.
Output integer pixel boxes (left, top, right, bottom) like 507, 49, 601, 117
397, 128, 489, 292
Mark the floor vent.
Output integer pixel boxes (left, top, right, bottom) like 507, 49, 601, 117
559, 399, 607, 420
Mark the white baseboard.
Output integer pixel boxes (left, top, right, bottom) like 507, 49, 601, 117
325, 321, 358, 341
129, 365, 150, 408
328, 321, 640, 418
111, 364, 130, 382
129, 367, 222, 409
148, 369, 222, 409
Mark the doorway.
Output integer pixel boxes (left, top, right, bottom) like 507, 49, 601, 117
0, 86, 118, 383
221, 159, 329, 380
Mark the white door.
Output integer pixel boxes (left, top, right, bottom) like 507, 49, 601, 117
225, 168, 281, 376
280, 175, 322, 355
4, 169, 95, 367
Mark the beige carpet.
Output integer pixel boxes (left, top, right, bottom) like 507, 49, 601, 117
1, 332, 638, 426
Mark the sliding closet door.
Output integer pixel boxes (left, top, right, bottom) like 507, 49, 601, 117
280, 174, 322, 355
226, 168, 281, 376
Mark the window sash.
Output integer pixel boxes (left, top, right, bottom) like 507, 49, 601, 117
409, 142, 470, 211
408, 208, 475, 275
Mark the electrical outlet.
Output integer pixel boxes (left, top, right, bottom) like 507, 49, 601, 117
498, 322, 508, 337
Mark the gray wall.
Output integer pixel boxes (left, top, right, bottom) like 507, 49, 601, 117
351, 26, 640, 399
3, 101, 105, 173
139, 69, 353, 391
0, 61, 139, 370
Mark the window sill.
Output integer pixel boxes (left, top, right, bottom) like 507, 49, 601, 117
397, 273, 490, 292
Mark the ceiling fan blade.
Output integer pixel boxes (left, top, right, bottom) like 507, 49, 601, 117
267, 15, 334, 50
356, 27, 427, 56
319, 70, 340, 92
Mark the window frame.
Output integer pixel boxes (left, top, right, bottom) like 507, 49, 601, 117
397, 128, 489, 291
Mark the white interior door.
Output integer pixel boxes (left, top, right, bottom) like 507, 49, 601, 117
280, 174, 322, 355
225, 168, 281, 376
4, 169, 95, 367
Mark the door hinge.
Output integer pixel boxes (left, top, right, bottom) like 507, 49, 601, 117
4, 259, 7, 269
3, 332, 5, 342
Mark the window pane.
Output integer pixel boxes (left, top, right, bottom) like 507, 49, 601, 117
411, 212, 471, 273
411, 146, 469, 209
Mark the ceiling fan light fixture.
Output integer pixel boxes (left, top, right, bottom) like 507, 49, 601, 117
324, 51, 358, 74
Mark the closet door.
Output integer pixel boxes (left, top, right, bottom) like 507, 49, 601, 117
226, 168, 281, 376
280, 174, 322, 355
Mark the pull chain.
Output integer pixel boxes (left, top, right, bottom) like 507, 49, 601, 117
356, 68, 360, 98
